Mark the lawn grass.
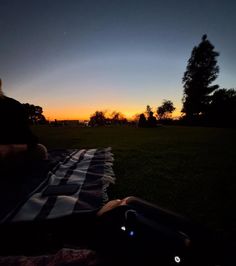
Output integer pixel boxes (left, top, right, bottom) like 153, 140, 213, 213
32, 125, 236, 235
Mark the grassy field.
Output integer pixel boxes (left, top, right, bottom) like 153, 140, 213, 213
32, 125, 236, 236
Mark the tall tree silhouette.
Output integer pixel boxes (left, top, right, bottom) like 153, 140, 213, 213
182, 35, 219, 120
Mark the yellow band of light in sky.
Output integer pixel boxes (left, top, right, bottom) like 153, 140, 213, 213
44, 105, 182, 121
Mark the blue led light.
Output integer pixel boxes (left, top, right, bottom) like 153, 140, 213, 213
129, 231, 135, 237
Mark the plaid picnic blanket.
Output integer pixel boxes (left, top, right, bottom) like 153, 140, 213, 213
1, 147, 115, 223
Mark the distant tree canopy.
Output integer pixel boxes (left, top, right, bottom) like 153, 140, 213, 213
206, 88, 236, 126
110, 111, 127, 125
137, 105, 157, 128
147, 111, 157, 127
145, 105, 152, 118
89, 111, 106, 126
22, 103, 47, 124
138, 101, 176, 127
138, 113, 147, 127
157, 100, 175, 120
182, 34, 220, 119
145, 105, 157, 127
89, 110, 128, 126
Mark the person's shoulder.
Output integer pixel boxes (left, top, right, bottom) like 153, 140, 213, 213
1, 96, 24, 110
3, 96, 22, 105
0, 96, 25, 115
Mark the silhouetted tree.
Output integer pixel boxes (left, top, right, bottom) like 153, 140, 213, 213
157, 100, 175, 120
147, 111, 157, 127
206, 88, 236, 127
89, 111, 106, 126
182, 35, 220, 120
110, 111, 127, 125
146, 105, 152, 117
138, 113, 147, 127
144, 105, 156, 127
132, 113, 141, 123
22, 103, 47, 124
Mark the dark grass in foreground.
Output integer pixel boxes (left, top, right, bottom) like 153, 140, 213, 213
32, 125, 236, 236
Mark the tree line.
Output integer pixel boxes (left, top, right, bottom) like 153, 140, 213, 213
88, 100, 176, 127
23, 34, 236, 128
138, 34, 236, 128
138, 101, 176, 127
89, 35, 236, 128
89, 111, 128, 127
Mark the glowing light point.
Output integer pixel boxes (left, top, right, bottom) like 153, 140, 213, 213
121, 226, 126, 231
174, 256, 181, 263
129, 231, 134, 236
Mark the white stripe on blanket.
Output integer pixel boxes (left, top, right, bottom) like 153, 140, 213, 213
48, 149, 86, 186
47, 149, 96, 219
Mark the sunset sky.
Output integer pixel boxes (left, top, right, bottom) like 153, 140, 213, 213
1, 0, 236, 120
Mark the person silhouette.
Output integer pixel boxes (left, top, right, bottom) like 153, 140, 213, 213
0, 79, 47, 162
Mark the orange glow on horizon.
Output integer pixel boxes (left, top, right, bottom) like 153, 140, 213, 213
44, 105, 182, 121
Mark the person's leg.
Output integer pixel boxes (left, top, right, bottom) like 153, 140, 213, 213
0, 144, 27, 160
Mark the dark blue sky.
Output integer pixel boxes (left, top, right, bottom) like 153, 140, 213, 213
1, 0, 236, 119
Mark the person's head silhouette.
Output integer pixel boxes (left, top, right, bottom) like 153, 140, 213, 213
0, 78, 48, 160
